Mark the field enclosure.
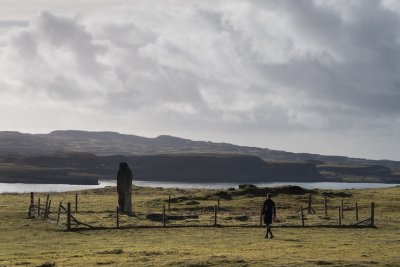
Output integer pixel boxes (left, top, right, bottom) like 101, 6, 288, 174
28, 185, 376, 230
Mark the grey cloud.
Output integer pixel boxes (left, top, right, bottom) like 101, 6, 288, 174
35, 10, 106, 74
9, 29, 38, 59
1, 0, 400, 159
0, 20, 29, 28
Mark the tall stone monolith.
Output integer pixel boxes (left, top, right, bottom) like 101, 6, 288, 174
117, 162, 133, 213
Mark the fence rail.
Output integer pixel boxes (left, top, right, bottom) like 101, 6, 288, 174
27, 192, 377, 231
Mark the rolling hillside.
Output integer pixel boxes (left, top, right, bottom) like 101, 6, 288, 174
1, 130, 399, 169
0, 130, 399, 184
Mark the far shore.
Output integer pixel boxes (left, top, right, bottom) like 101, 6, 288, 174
0, 180, 399, 194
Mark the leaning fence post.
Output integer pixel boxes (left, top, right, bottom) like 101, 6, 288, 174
75, 193, 78, 213
44, 194, 49, 218
371, 202, 375, 227
324, 197, 328, 216
67, 202, 71, 231
57, 202, 62, 224
301, 206, 305, 226
163, 204, 166, 227
38, 197, 41, 216
214, 204, 217, 226
355, 202, 359, 221
341, 200, 344, 219
116, 206, 120, 228
167, 195, 171, 212
259, 204, 263, 227
338, 205, 342, 226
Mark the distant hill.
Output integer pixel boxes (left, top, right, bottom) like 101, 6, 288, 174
0, 130, 400, 185
0, 153, 323, 184
1, 130, 400, 169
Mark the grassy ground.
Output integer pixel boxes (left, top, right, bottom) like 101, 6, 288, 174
0, 185, 399, 266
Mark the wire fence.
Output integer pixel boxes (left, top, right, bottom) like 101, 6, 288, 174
26, 191, 376, 231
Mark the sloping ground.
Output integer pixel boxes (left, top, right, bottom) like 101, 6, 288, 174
0, 153, 322, 184
318, 164, 400, 183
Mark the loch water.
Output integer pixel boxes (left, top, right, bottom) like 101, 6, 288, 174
0, 180, 398, 193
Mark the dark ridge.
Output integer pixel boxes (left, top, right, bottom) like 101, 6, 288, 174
0, 130, 399, 170
0, 130, 400, 184
0, 153, 322, 184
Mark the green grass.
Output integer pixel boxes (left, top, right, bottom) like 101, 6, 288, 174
1, 186, 400, 266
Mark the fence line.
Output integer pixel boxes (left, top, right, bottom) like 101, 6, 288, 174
27, 192, 377, 231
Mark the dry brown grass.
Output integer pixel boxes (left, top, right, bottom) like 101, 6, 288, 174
0, 186, 399, 266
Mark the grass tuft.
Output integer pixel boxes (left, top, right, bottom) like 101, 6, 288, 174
97, 249, 124, 255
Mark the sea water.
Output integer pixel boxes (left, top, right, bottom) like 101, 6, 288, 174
0, 180, 398, 193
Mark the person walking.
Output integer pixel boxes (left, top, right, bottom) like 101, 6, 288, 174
262, 193, 276, 239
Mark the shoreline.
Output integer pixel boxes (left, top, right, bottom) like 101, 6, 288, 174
0, 180, 399, 194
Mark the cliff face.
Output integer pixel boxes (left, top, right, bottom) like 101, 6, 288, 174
129, 155, 322, 182
0, 153, 322, 184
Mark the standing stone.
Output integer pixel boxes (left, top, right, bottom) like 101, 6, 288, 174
117, 162, 133, 213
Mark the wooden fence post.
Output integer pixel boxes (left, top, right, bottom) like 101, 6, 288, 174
44, 194, 49, 218
308, 194, 312, 214
338, 206, 342, 226
46, 200, 52, 219
75, 193, 78, 213
38, 197, 41, 216
67, 202, 71, 231
355, 202, 359, 221
259, 205, 263, 227
217, 197, 220, 213
370, 202, 375, 227
214, 204, 217, 226
116, 206, 119, 228
28, 192, 34, 218
163, 204, 166, 227
341, 200, 344, 219
301, 206, 305, 226
168, 195, 171, 212
324, 197, 328, 216
57, 202, 62, 224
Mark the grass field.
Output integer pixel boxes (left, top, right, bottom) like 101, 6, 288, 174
1, 185, 399, 266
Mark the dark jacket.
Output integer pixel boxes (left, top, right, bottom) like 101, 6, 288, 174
262, 199, 276, 217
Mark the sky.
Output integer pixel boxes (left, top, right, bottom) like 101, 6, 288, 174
1, 0, 400, 161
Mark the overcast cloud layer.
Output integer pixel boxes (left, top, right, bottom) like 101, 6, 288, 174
1, 0, 400, 160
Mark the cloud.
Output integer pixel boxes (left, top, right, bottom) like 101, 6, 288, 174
0, 20, 29, 28
1, 0, 400, 159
